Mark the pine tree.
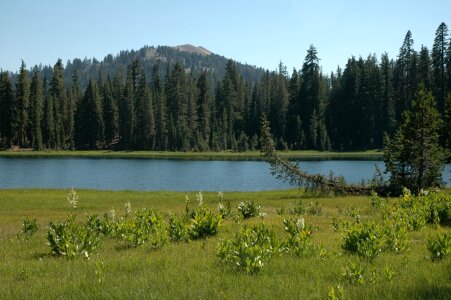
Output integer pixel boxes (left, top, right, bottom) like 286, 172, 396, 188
42, 78, 55, 148
384, 85, 445, 192
49, 59, 68, 148
418, 46, 432, 90
0, 72, 17, 147
16, 61, 30, 146
75, 80, 104, 149
432, 22, 449, 114
68, 71, 81, 149
380, 53, 397, 135
29, 71, 44, 150
102, 76, 118, 146
197, 70, 211, 143
135, 70, 155, 149
152, 61, 168, 150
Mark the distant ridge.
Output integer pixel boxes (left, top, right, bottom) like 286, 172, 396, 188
174, 44, 212, 56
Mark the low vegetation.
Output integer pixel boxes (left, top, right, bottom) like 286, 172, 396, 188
0, 188, 449, 299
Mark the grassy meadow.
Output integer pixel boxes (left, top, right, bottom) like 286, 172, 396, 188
0, 189, 450, 299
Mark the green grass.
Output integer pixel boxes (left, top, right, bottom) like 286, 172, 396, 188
0, 149, 383, 160
1, 189, 449, 299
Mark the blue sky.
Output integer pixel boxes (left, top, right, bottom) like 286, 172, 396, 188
1, 0, 450, 74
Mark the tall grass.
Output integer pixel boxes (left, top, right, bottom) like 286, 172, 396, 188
0, 189, 449, 299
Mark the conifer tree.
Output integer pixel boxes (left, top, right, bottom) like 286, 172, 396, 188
152, 61, 168, 150
135, 70, 155, 149
384, 85, 445, 192
0, 72, 17, 147
197, 70, 211, 143
16, 61, 30, 146
29, 71, 43, 150
102, 76, 118, 146
432, 22, 449, 113
42, 78, 55, 148
49, 59, 68, 148
75, 80, 104, 149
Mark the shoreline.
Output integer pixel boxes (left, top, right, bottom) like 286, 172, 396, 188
0, 149, 383, 160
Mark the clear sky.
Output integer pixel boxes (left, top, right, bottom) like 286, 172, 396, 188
1, 0, 450, 74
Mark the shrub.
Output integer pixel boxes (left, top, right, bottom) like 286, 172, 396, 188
168, 214, 189, 242
47, 215, 100, 259
342, 260, 365, 285
427, 232, 451, 261
217, 223, 281, 274
218, 200, 232, 219
115, 208, 168, 249
342, 222, 384, 261
288, 199, 305, 215
85, 213, 114, 236
382, 220, 409, 253
237, 201, 260, 219
188, 206, 223, 240
282, 217, 317, 257
20, 217, 38, 239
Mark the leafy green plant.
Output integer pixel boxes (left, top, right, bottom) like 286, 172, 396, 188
218, 200, 232, 219
342, 260, 365, 285
115, 208, 168, 249
306, 200, 322, 215
188, 206, 223, 240
85, 213, 114, 236
327, 285, 345, 300
19, 217, 38, 239
47, 215, 100, 259
217, 223, 281, 274
237, 201, 260, 219
427, 232, 451, 261
288, 199, 305, 215
168, 214, 189, 242
342, 221, 384, 261
282, 217, 318, 257
382, 220, 409, 253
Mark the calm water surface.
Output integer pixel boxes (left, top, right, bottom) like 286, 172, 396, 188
0, 157, 449, 191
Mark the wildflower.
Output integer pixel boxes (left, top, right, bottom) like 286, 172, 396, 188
67, 187, 78, 208
296, 217, 305, 230
196, 191, 204, 206
124, 201, 131, 216
109, 208, 116, 220
218, 191, 224, 201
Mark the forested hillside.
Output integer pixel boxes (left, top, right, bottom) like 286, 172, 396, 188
0, 23, 450, 152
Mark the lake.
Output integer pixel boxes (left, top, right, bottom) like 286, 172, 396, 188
0, 157, 449, 191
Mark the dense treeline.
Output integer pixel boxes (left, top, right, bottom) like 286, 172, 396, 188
1, 23, 450, 152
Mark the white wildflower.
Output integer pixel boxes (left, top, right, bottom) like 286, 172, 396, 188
67, 187, 78, 208
218, 191, 224, 201
296, 217, 305, 230
109, 208, 116, 220
124, 201, 131, 216
196, 191, 204, 206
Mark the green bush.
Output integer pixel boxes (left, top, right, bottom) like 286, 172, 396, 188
85, 213, 114, 236
237, 201, 261, 219
217, 223, 281, 274
282, 217, 317, 257
115, 208, 168, 249
47, 215, 100, 259
20, 217, 38, 238
342, 222, 384, 261
188, 206, 223, 240
427, 232, 451, 261
168, 214, 189, 242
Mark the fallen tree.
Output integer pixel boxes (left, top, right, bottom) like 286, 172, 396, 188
259, 117, 388, 195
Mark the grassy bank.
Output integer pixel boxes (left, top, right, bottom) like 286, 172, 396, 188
1, 189, 449, 299
0, 149, 383, 160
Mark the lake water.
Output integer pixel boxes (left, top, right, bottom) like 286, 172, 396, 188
0, 157, 449, 191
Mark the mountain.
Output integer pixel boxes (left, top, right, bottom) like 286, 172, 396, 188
29, 44, 266, 90
174, 44, 212, 56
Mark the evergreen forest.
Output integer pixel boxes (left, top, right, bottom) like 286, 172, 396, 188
1, 23, 450, 154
